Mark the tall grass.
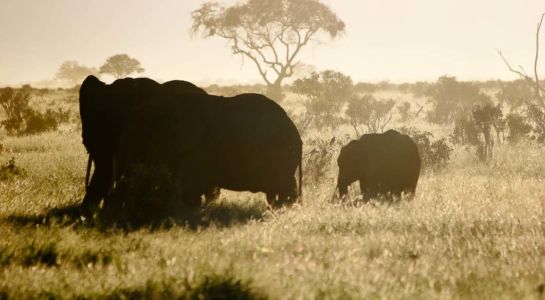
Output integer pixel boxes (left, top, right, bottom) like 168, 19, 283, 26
0, 92, 544, 298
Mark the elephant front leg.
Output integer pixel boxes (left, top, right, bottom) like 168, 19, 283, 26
359, 179, 371, 203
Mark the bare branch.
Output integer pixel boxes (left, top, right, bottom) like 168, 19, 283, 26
231, 34, 272, 85
534, 13, 545, 100
497, 49, 545, 97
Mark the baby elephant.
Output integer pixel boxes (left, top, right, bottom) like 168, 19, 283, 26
336, 130, 421, 201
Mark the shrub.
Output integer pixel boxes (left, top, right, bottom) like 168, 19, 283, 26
0, 87, 71, 136
527, 104, 545, 143
23, 109, 59, 135
0, 158, 26, 181
398, 127, 452, 171
506, 112, 532, 143
304, 135, 349, 186
426, 76, 490, 124
0, 87, 31, 134
345, 95, 395, 135
293, 70, 353, 129
495, 79, 533, 109
451, 104, 503, 161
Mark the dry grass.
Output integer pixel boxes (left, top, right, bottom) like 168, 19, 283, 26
0, 91, 544, 299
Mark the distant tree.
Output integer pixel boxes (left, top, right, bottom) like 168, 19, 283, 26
55, 61, 97, 86
451, 103, 503, 162
353, 82, 378, 94
191, 0, 345, 101
472, 104, 499, 161
495, 79, 534, 108
345, 94, 395, 135
426, 76, 490, 124
293, 70, 353, 129
291, 62, 317, 80
396, 101, 423, 122
99, 54, 144, 79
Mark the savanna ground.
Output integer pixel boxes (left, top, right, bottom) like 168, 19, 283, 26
1, 88, 545, 299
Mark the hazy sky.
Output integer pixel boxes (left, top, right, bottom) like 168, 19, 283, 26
1, 0, 544, 85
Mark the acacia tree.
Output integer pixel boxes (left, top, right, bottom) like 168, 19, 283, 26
55, 61, 97, 86
498, 13, 545, 140
191, 0, 345, 101
99, 54, 144, 79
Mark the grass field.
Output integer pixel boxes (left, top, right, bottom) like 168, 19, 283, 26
1, 91, 545, 299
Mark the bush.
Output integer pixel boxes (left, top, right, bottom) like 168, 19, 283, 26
0, 87, 70, 136
426, 76, 491, 124
293, 70, 353, 129
527, 104, 545, 143
495, 79, 533, 108
0, 158, 26, 181
0, 87, 31, 134
451, 104, 503, 161
304, 135, 349, 186
398, 127, 452, 171
345, 95, 395, 135
506, 112, 532, 143
23, 109, 59, 135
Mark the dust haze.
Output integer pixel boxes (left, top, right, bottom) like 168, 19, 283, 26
0, 1, 545, 298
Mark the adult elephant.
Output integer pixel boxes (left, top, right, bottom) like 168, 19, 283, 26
336, 130, 420, 200
79, 75, 211, 212
116, 93, 303, 208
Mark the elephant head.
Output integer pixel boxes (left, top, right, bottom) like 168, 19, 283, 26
79, 75, 107, 154
336, 140, 364, 198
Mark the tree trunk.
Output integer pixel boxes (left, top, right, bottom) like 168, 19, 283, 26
266, 82, 283, 102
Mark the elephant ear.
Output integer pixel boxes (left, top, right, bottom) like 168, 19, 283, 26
79, 75, 105, 111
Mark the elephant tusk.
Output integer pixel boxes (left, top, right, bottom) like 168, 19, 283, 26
85, 154, 92, 192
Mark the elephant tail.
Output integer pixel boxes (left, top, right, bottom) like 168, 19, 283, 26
85, 154, 92, 192
298, 158, 303, 197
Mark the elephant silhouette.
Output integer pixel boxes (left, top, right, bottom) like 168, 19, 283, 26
116, 92, 303, 208
78, 75, 217, 213
336, 130, 420, 201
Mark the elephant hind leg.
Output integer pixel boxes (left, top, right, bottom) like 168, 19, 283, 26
267, 177, 298, 208
266, 193, 279, 208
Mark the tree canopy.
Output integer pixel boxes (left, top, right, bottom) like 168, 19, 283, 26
99, 54, 144, 79
55, 61, 97, 86
191, 0, 345, 100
